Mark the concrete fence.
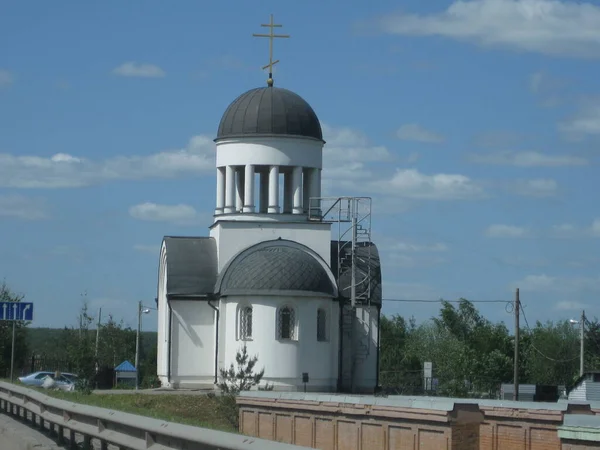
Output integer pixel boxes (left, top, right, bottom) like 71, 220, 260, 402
0, 381, 310, 450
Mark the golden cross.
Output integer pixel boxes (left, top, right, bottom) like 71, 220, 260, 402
252, 14, 290, 87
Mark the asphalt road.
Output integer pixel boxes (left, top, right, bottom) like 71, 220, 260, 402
0, 412, 62, 450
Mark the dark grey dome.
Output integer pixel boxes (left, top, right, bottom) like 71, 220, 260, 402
217, 243, 336, 297
215, 87, 324, 142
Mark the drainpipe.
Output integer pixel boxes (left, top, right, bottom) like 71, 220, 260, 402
167, 301, 172, 385
337, 299, 343, 392
375, 305, 381, 391
208, 299, 220, 385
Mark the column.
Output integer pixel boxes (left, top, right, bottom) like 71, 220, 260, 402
292, 166, 303, 214
235, 168, 245, 212
309, 168, 321, 217
215, 167, 225, 215
259, 172, 269, 213
283, 171, 293, 213
303, 168, 310, 213
224, 165, 235, 214
268, 165, 280, 213
243, 165, 255, 213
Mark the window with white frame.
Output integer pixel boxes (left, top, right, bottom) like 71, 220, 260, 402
278, 306, 295, 340
239, 306, 253, 340
317, 308, 327, 341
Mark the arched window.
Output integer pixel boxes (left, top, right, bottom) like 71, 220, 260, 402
317, 309, 327, 342
239, 306, 253, 340
278, 306, 295, 340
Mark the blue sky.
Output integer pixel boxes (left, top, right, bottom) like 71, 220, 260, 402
1, 0, 599, 331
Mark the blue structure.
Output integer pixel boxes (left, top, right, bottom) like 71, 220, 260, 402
114, 360, 136, 387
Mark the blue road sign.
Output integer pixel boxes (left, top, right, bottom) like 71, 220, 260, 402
0, 302, 34, 321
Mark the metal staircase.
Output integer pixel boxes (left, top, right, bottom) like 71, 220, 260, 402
309, 197, 373, 393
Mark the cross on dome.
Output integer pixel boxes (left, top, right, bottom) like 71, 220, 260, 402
252, 14, 290, 87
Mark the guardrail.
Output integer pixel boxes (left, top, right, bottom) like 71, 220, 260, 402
0, 381, 310, 450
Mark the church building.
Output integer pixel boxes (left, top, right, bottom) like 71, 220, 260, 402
156, 17, 382, 393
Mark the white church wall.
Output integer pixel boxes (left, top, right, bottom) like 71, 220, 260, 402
170, 301, 216, 388
352, 304, 380, 392
210, 221, 332, 272
156, 243, 169, 386
221, 295, 339, 392
216, 136, 323, 169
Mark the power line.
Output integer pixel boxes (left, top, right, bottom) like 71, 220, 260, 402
520, 304, 580, 363
383, 298, 510, 304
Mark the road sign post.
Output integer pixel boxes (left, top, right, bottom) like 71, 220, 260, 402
0, 302, 34, 381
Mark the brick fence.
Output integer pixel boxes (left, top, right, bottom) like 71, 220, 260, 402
236, 392, 600, 450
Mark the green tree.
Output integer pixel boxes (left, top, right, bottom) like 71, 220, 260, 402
523, 319, 579, 387
218, 344, 266, 394
63, 302, 96, 393
0, 282, 29, 378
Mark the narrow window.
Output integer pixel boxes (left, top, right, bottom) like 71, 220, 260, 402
317, 309, 327, 342
278, 307, 295, 340
239, 306, 253, 340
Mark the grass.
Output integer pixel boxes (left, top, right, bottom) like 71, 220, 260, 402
1, 379, 238, 433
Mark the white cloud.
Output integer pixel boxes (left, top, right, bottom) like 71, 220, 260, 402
396, 124, 445, 143
323, 124, 392, 162
549, 219, 600, 238
485, 224, 529, 238
369, 168, 485, 200
509, 178, 558, 197
0, 69, 13, 87
559, 101, 600, 137
469, 151, 587, 167
391, 242, 448, 252
554, 300, 589, 311
0, 135, 214, 189
133, 244, 159, 254
0, 194, 47, 220
513, 274, 600, 293
112, 62, 166, 78
377, 0, 600, 58
383, 240, 448, 268
129, 202, 205, 226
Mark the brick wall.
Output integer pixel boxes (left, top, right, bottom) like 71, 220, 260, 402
237, 393, 483, 450
236, 393, 599, 450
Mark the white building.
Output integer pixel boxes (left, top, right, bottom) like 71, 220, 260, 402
156, 81, 382, 393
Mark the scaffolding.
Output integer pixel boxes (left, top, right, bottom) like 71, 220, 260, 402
309, 196, 373, 393
308, 196, 373, 307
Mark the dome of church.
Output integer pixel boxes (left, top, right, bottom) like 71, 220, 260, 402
217, 242, 336, 297
215, 86, 324, 142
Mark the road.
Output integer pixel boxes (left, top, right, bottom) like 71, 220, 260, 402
0, 412, 62, 450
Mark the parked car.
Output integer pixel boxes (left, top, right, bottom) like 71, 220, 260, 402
18, 371, 78, 391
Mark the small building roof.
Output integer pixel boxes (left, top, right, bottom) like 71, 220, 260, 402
114, 360, 136, 372
162, 236, 218, 299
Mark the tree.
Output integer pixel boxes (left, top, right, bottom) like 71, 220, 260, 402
218, 345, 266, 394
63, 301, 96, 393
0, 282, 29, 378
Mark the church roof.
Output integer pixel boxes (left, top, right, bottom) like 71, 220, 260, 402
215, 86, 324, 142
162, 236, 218, 299
216, 240, 337, 297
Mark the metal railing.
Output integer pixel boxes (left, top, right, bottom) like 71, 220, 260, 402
0, 381, 309, 450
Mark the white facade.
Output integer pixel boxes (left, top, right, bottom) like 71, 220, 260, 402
220, 296, 339, 391
156, 84, 382, 393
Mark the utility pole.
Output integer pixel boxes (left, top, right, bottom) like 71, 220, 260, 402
135, 301, 141, 391
9, 321, 16, 382
513, 288, 520, 401
95, 307, 102, 359
580, 310, 586, 377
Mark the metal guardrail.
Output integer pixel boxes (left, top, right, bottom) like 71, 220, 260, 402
0, 381, 310, 450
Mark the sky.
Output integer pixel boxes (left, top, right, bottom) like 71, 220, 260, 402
1, 0, 599, 332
